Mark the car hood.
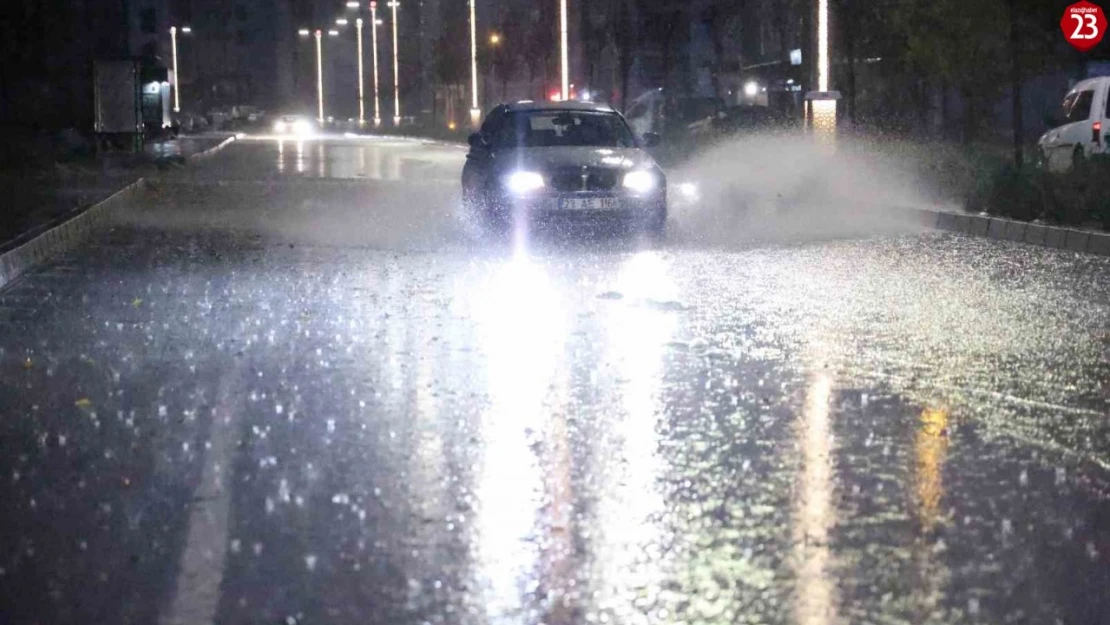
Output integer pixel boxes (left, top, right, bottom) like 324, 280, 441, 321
491, 146, 658, 172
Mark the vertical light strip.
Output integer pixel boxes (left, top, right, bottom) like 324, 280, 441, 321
817, 0, 829, 92
559, 0, 569, 100
170, 27, 180, 112
357, 18, 365, 124
315, 30, 324, 122
391, 2, 400, 125
469, 0, 479, 111
371, 3, 381, 125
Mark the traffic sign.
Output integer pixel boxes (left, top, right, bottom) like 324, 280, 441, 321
1062, 1, 1106, 52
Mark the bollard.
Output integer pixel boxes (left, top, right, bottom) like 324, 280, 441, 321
805, 90, 842, 150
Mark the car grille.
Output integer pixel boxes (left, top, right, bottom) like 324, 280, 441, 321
549, 167, 619, 193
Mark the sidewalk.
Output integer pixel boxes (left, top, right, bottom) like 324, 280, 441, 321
0, 135, 230, 248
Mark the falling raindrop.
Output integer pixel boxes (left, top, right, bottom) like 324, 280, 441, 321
967, 597, 980, 616
305, 554, 318, 571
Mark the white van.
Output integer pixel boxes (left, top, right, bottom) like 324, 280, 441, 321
1037, 76, 1110, 172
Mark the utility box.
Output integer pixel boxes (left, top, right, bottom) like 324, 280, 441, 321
93, 60, 142, 150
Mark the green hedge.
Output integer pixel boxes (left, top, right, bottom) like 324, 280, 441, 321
969, 155, 1110, 230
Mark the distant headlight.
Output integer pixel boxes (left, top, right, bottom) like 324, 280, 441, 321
274, 120, 288, 133
622, 170, 657, 194
504, 171, 545, 194
677, 182, 700, 201
293, 120, 312, 135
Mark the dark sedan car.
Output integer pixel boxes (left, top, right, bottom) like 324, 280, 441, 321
461, 101, 667, 235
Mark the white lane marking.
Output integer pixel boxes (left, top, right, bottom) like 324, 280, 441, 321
161, 379, 240, 625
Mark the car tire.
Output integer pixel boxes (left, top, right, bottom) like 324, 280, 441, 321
1072, 145, 1087, 171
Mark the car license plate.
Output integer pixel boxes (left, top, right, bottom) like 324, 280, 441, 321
559, 197, 619, 210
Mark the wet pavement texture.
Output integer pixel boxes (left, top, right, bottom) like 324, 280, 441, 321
1, 136, 1109, 625
0, 135, 229, 247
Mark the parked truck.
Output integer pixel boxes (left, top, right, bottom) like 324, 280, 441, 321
93, 60, 142, 151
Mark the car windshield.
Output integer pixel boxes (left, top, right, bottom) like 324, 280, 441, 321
492, 110, 637, 148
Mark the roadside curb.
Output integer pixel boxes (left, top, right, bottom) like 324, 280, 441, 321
187, 135, 237, 161
0, 179, 147, 292
908, 207, 1110, 257
0, 135, 236, 293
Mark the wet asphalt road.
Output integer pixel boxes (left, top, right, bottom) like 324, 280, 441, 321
1, 136, 1109, 625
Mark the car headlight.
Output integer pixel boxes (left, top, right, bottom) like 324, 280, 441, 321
504, 171, 545, 194
622, 170, 657, 194
293, 120, 312, 135
274, 120, 288, 134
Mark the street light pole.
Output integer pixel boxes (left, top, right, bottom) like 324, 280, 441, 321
357, 17, 365, 125
388, 1, 400, 126
469, 0, 480, 126
170, 26, 180, 113
559, 0, 568, 101
315, 29, 324, 123
371, 2, 382, 126
817, 0, 829, 92
806, 0, 839, 145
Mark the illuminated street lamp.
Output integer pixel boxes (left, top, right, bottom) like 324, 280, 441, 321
336, 18, 348, 26
388, 1, 400, 126
370, 2, 382, 126
356, 18, 365, 125
559, 0, 568, 101
346, 1, 360, 7
298, 28, 327, 121
169, 26, 192, 113
489, 33, 501, 45
316, 30, 325, 122
469, 0, 480, 126
806, 0, 840, 144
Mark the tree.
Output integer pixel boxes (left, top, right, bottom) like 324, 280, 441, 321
522, 4, 556, 100
701, 2, 743, 100
610, 0, 634, 110
891, 0, 1060, 157
434, 2, 468, 123
491, 8, 525, 100
580, 2, 610, 95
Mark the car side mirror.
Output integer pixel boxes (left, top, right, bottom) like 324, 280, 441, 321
467, 132, 489, 149
641, 132, 661, 148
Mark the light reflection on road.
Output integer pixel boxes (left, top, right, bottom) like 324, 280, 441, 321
911, 406, 951, 616
261, 136, 461, 181
591, 251, 677, 625
468, 254, 565, 622
793, 371, 837, 625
